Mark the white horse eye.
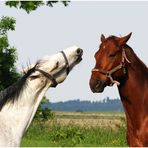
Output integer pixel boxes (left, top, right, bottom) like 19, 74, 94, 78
29, 75, 40, 80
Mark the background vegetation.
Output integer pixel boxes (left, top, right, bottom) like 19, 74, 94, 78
21, 111, 127, 147
5, 1, 70, 13
43, 97, 124, 112
0, 16, 20, 90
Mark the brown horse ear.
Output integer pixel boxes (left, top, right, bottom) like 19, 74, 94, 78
101, 34, 106, 42
118, 32, 132, 46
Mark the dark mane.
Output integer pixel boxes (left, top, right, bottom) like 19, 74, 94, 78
124, 44, 148, 76
0, 64, 38, 110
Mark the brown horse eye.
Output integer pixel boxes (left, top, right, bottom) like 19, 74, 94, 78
109, 53, 116, 58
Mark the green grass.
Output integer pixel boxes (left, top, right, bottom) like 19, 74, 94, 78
21, 120, 127, 147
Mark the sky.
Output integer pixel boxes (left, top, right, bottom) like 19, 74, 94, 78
0, 1, 148, 103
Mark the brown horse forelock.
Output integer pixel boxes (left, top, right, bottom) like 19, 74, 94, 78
90, 33, 148, 146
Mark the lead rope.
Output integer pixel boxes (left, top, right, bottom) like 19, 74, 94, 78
107, 73, 121, 86
122, 48, 131, 64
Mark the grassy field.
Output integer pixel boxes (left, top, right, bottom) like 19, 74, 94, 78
21, 111, 127, 147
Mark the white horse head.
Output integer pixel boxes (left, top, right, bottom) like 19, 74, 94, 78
25, 46, 83, 89
0, 46, 83, 146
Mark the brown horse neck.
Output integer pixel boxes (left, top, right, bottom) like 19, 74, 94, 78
119, 45, 148, 97
122, 45, 148, 85
118, 45, 148, 128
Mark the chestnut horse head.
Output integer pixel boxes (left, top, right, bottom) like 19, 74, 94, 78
90, 33, 132, 93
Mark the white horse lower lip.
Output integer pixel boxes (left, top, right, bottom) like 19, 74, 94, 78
77, 56, 82, 63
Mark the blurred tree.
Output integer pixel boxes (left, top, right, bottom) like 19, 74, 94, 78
0, 16, 20, 90
34, 96, 55, 122
5, 1, 70, 13
0, 1, 70, 90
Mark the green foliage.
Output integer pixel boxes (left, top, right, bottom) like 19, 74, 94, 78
50, 123, 86, 146
0, 16, 15, 35
34, 96, 55, 122
42, 108, 55, 120
21, 120, 127, 147
5, 1, 70, 13
46, 1, 69, 7
0, 16, 20, 90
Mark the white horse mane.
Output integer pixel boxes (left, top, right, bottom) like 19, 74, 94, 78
0, 63, 38, 110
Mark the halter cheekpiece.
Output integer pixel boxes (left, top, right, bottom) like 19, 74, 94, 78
35, 51, 69, 87
92, 48, 131, 86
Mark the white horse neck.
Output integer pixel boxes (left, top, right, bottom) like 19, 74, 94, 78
0, 82, 50, 147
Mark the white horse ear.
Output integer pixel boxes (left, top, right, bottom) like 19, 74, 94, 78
21, 64, 35, 74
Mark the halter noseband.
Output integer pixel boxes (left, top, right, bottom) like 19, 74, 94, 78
35, 51, 69, 87
92, 48, 131, 86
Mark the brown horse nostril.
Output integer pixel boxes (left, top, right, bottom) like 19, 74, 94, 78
76, 48, 83, 55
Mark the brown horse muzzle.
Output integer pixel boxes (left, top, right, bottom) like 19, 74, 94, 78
89, 78, 106, 93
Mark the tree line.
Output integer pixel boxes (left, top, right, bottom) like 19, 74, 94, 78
43, 98, 124, 112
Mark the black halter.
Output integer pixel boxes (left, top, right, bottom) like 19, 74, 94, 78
35, 51, 69, 87
60, 51, 70, 75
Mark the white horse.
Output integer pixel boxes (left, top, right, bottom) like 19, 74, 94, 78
0, 46, 83, 146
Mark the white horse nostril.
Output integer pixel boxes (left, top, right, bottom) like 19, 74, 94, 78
76, 48, 83, 55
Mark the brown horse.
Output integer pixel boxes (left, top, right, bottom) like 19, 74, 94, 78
89, 33, 148, 147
